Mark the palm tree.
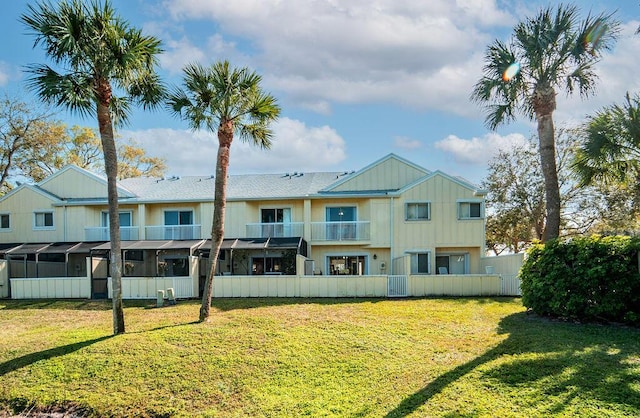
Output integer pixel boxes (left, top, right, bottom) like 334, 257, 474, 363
168, 61, 280, 322
22, 0, 165, 334
573, 93, 640, 188
471, 4, 619, 241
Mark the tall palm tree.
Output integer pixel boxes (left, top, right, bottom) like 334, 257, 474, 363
573, 93, 640, 188
22, 0, 165, 334
471, 4, 619, 241
168, 61, 280, 322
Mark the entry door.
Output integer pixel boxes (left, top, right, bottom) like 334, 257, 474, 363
91, 256, 109, 299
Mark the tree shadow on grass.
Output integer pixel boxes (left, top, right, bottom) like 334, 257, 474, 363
0, 335, 112, 378
385, 312, 640, 417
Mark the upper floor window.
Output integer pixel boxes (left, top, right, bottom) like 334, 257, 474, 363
0, 213, 10, 230
165, 210, 193, 225
261, 208, 291, 223
34, 211, 54, 230
405, 202, 430, 221
457, 201, 483, 220
326, 206, 356, 222
101, 211, 132, 227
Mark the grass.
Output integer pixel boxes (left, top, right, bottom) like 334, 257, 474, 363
0, 297, 639, 417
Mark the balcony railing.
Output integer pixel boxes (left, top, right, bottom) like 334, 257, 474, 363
245, 222, 304, 238
310, 221, 370, 241
85, 226, 140, 241
145, 224, 202, 240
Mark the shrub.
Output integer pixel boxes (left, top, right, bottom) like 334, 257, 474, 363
520, 235, 640, 325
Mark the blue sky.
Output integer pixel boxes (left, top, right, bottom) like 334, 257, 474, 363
1, 0, 639, 184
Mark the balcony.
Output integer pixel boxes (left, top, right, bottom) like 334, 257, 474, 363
85, 226, 140, 241
310, 221, 370, 241
145, 224, 202, 240
245, 222, 304, 238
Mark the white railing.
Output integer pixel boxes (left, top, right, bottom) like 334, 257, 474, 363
310, 221, 370, 241
245, 222, 304, 238
84, 226, 140, 241
145, 224, 201, 240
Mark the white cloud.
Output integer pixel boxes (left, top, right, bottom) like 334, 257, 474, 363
158, 36, 207, 74
394, 136, 422, 150
0, 61, 16, 86
434, 132, 527, 164
163, 0, 514, 113
119, 117, 346, 175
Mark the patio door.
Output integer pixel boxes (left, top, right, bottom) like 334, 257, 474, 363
436, 254, 468, 274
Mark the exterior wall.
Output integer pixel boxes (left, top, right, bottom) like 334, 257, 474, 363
39, 167, 107, 199
307, 246, 390, 275
394, 174, 485, 251
0, 188, 62, 243
221, 201, 246, 238
331, 157, 427, 192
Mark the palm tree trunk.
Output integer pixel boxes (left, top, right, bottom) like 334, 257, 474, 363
534, 85, 561, 241
200, 119, 233, 322
97, 100, 125, 334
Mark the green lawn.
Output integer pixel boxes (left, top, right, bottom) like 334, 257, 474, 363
0, 297, 638, 417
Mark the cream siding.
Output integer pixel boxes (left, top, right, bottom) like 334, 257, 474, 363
330, 156, 427, 192
39, 167, 108, 199
0, 188, 63, 242
394, 174, 484, 251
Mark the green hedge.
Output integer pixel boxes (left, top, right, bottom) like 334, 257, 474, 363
520, 235, 640, 324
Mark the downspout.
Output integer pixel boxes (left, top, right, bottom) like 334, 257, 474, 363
63, 205, 68, 242
389, 196, 394, 275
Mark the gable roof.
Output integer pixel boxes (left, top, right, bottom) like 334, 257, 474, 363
0, 183, 63, 204
39, 165, 135, 199
321, 153, 431, 193
398, 170, 486, 196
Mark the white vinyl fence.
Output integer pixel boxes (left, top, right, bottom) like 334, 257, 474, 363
480, 253, 524, 296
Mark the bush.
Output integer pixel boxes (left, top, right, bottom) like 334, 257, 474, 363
520, 235, 640, 325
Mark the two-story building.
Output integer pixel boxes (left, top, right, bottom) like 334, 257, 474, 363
0, 154, 502, 299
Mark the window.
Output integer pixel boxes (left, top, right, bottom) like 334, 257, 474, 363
458, 201, 483, 219
326, 207, 357, 240
165, 210, 193, 225
328, 255, 367, 275
408, 252, 430, 274
101, 211, 132, 227
34, 211, 54, 229
261, 208, 291, 224
164, 210, 195, 239
406, 202, 430, 221
436, 254, 469, 274
260, 208, 292, 237
0, 213, 9, 230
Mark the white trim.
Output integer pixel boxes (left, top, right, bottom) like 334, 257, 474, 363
456, 200, 485, 220
404, 201, 431, 221
404, 249, 431, 274
0, 212, 11, 232
325, 253, 370, 276
33, 210, 55, 230
321, 153, 430, 192
38, 164, 136, 198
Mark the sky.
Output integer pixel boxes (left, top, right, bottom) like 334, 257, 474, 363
1, 0, 639, 185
